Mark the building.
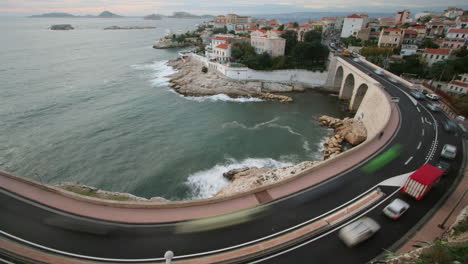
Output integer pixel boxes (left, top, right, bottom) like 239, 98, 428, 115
421, 48, 453, 66
415, 12, 433, 20
250, 30, 286, 57
445, 74, 468, 96
444, 7, 464, 19
426, 22, 445, 36
395, 10, 411, 24
447, 28, 468, 40
321, 17, 337, 33
369, 31, 381, 39
212, 44, 232, 62
341, 14, 366, 38
441, 38, 467, 49
400, 44, 418, 56
402, 30, 418, 44
456, 15, 468, 29
378, 28, 403, 47
409, 25, 427, 39
354, 28, 371, 41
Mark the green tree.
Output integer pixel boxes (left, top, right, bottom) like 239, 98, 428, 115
281, 30, 298, 55
421, 38, 440, 49
277, 24, 285, 31
303, 30, 322, 42
293, 22, 299, 28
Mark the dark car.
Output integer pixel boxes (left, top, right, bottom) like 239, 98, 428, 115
436, 160, 451, 175
443, 120, 458, 133
410, 91, 425, 100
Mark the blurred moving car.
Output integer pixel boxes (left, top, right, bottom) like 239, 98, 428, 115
388, 77, 399, 83
435, 160, 451, 175
426, 94, 439, 100
374, 69, 384, 75
441, 144, 457, 159
443, 120, 458, 133
410, 91, 425, 100
427, 102, 441, 112
383, 198, 410, 220
339, 217, 380, 247
342, 51, 351, 56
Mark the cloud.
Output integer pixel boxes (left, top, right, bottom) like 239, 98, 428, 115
1, 0, 467, 15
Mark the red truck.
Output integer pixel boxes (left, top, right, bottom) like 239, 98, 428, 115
402, 164, 444, 200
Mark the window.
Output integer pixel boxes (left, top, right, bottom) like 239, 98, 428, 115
461, 88, 464, 92
436, 55, 440, 59
450, 86, 454, 89
430, 54, 434, 59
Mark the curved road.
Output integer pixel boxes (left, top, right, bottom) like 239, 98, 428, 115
0, 55, 464, 263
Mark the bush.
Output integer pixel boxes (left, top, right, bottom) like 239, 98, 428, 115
201, 66, 208, 73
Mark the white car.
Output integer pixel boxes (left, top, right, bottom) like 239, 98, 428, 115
374, 69, 384, 75
383, 198, 410, 220
441, 144, 457, 159
426, 94, 439, 100
427, 102, 441, 111
338, 217, 380, 247
388, 77, 399, 83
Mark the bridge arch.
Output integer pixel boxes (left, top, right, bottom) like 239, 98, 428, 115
334, 66, 344, 89
340, 73, 355, 100
350, 83, 368, 111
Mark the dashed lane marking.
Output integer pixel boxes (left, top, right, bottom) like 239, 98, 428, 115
417, 141, 422, 150
404, 156, 413, 165
422, 129, 425, 136
417, 107, 421, 113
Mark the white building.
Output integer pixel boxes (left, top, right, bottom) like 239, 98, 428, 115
421, 48, 452, 66
447, 28, 468, 40
444, 7, 464, 19
340, 14, 366, 38
400, 44, 418, 56
415, 12, 433, 20
212, 44, 232, 62
445, 74, 468, 96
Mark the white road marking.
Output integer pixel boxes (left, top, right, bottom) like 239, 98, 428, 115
417, 107, 421, 112
422, 129, 425, 136
417, 142, 422, 150
425, 118, 432, 125
421, 117, 424, 124
404, 156, 413, 165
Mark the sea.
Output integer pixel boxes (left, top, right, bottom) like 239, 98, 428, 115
0, 17, 348, 200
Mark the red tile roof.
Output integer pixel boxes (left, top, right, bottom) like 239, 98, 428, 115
412, 25, 426, 29
272, 30, 286, 34
370, 31, 381, 35
383, 28, 402, 32
450, 80, 468, 88
404, 30, 418, 34
215, 44, 230, 50
213, 37, 231, 41
423, 48, 451, 55
347, 14, 362, 19
427, 22, 444, 25
448, 28, 468, 34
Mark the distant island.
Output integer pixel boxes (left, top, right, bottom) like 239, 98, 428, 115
168, 12, 215, 19
104, 26, 156, 30
30, 11, 123, 18
50, 24, 74, 30
144, 14, 163, 20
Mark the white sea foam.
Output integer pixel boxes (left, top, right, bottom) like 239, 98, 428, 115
222, 118, 279, 130
131, 60, 176, 86
184, 94, 264, 103
311, 135, 329, 161
185, 157, 293, 199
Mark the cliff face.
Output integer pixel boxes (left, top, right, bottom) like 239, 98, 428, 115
153, 38, 198, 49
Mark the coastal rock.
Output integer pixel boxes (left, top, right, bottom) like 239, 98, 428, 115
104, 26, 156, 30
262, 82, 293, 93
215, 161, 322, 197
166, 58, 294, 102
319, 115, 367, 159
223, 167, 251, 181
153, 39, 192, 49
55, 182, 169, 202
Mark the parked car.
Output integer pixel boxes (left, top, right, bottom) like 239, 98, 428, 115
410, 91, 425, 100
353, 58, 361, 62
443, 120, 458, 133
441, 144, 457, 159
418, 88, 428, 95
427, 102, 441, 112
383, 198, 410, 220
426, 94, 439, 100
435, 160, 451, 175
388, 77, 399, 83
338, 217, 380, 247
374, 69, 384, 75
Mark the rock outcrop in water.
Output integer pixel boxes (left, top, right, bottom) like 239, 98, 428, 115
104, 26, 156, 30
56, 183, 168, 202
167, 58, 294, 102
50, 24, 74, 30
319, 115, 367, 159
215, 161, 322, 197
153, 38, 199, 49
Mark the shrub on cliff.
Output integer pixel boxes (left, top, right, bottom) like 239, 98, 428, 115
201, 66, 208, 73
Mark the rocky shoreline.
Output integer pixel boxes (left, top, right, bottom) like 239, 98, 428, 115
167, 58, 298, 102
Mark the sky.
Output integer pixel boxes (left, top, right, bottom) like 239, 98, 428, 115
1, 0, 467, 16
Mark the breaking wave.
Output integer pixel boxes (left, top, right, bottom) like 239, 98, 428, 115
184, 94, 264, 103
131, 60, 176, 86
185, 157, 294, 199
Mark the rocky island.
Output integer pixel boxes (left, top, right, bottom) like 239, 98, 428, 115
50, 24, 74, 30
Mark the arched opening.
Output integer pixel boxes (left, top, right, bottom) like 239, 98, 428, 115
340, 73, 355, 100
351, 83, 368, 111
334, 66, 344, 90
